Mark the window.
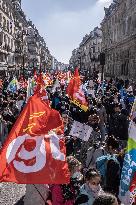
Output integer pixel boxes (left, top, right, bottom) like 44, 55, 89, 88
7, 20, 9, 32
122, 20, 126, 35
129, 0, 133, 7
10, 21, 13, 34
115, 28, 117, 41
11, 39, 13, 50
8, 37, 10, 47
4, 34, 7, 45
2, 1, 5, 11
0, 32, 3, 46
5, 3, 8, 14
93, 46, 95, 53
128, 16, 132, 33
133, 13, 136, 28
112, 16, 115, 25
3, 16, 6, 30
0, 0, 2, 8
0, 13, 2, 27
121, 61, 129, 76
115, 14, 118, 23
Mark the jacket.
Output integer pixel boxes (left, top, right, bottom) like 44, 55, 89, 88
24, 184, 49, 205
51, 184, 75, 205
86, 146, 106, 169
76, 184, 103, 205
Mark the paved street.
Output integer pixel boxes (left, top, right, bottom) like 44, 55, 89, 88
0, 183, 26, 205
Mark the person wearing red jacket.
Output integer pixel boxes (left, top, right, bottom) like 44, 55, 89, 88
50, 156, 83, 205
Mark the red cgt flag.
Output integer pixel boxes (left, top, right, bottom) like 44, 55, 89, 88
66, 68, 88, 112
0, 93, 70, 184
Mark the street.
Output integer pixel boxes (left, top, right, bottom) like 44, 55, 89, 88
0, 183, 26, 205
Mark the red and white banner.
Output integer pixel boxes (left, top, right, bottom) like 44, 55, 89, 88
66, 68, 88, 112
0, 93, 70, 184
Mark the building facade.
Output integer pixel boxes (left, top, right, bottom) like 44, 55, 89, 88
69, 27, 102, 76
69, 48, 80, 71
101, 0, 136, 80
0, 0, 62, 76
12, 0, 29, 74
0, 0, 15, 74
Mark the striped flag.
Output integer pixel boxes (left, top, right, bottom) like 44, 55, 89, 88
119, 99, 136, 205
7, 77, 20, 93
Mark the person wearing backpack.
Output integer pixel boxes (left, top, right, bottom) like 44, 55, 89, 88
96, 136, 120, 197
86, 142, 107, 169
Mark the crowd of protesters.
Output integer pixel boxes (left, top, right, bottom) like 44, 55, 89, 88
0, 72, 136, 205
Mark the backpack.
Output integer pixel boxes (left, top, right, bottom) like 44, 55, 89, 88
96, 154, 120, 184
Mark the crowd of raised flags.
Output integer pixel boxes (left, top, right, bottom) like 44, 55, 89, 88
6, 70, 72, 94
0, 69, 87, 184
0, 68, 136, 204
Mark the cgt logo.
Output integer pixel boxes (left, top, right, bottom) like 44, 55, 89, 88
6, 132, 65, 174
74, 87, 86, 104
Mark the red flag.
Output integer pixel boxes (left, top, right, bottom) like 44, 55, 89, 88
66, 68, 80, 97
35, 73, 50, 106
0, 93, 70, 184
18, 75, 28, 89
66, 68, 88, 112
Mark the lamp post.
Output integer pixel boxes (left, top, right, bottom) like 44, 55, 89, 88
21, 30, 25, 77
21, 29, 29, 78
21, 30, 26, 78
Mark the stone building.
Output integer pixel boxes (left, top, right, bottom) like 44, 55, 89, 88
12, 0, 28, 74
0, 0, 61, 76
79, 27, 102, 76
26, 24, 39, 70
0, 0, 15, 74
101, 0, 136, 80
69, 27, 102, 76
69, 48, 80, 71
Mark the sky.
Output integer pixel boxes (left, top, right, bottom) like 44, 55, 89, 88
22, 0, 112, 64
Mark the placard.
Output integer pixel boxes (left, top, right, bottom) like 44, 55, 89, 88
69, 121, 93, 141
